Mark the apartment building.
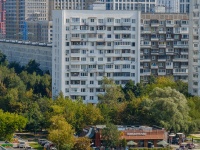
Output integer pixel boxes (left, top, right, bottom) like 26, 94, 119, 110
140, 13, 189, 83
52, 10, 141, 103
188, 0, 200, 96
5, 0, 50, 40
0, 0, 6, 38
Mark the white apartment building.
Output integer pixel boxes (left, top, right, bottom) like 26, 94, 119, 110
188, 0, 200, 96
157, 0, 180, 13
52, 10, 141, 103
140, 13, 189, 82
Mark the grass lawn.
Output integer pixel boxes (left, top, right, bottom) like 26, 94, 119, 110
29, 142, 44, 150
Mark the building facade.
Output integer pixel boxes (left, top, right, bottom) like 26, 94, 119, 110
157, 0, 180, 13
5, 0, 50, 40
52, 10, 141, 103
188, 0, 200, 96
26, 20, 53, 43
179, 0, 190, 13
140, 13, 189, 82
0, 0, 6, 38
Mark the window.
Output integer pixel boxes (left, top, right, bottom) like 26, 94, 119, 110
107, 27, 111, 31
81, 57, 86, 61
98, 19, 103, 23
91, 19, 94, 22
90, 81, 94, 84
90, 58, 94, 62
66, 42, 69, 46
81, 88, 86, 92
90, 88, 94, 92
90, 96, 94, 100
107, 34, 111, 38
98, 57, 103, 61
66, 19, 70, 23
81, 81, 86, 85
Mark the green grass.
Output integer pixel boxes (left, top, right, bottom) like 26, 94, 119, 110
29, 143, 44, 150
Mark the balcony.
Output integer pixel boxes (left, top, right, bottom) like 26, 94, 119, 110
151, 65, 158, 69
173, 58, 188, 62
166, 23, 174, 27
151, 23, 159, 27
141, 43, 151, 48
158, 44, 166, 48
158, 58, 166, 62
141, 30, 151, 34
71, 37, 81, 41
151, 51, 159, 55
141, 71, 151, 76
159, 30, 166, 34
97, 30, 106, 34
151, 37, 159, 41
166, 64, 173, 69
166, 38, 174, 41
173, 44, 188, 48
173, 69, 188, 75
71, 45, 88, 49
158, 71, 166, 75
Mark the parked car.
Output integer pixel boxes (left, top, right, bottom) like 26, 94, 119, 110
38, 139, 47, 145
186, 143, 195, 149
18, 141, 26, 148
25, 146, 33, 150
41, 140, 50, 146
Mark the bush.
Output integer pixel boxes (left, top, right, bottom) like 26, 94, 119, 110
1, 143, 13, 147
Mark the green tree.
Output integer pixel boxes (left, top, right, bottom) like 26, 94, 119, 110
98, 77, 124, 104
0, 51, 8, 66
25, 60, 43, 75
101, 123, 120, 148
0, 109, 27, 140
48, 115, 75, 150
147, 87, 192, 133
72, 137, 91, 150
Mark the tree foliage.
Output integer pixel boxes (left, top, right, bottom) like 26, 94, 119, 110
101, 123, 120, 148
0, 109, 27, 140
48, 115, 75, 150
72, 137, 91, 150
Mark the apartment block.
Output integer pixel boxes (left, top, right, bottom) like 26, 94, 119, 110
52, 10, 141, 103
140, 13, 189, 83
188, 0, 200, 95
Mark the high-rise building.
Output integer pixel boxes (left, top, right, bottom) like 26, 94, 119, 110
188, 0, 200, 95
52, 9, 141, 103
180, 0, 190, 13
0, 0, 6, 38
5, 0, 50, 40
140, 13, 189, 82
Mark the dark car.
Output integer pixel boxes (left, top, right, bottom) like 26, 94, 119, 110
186, 143, 195, 149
